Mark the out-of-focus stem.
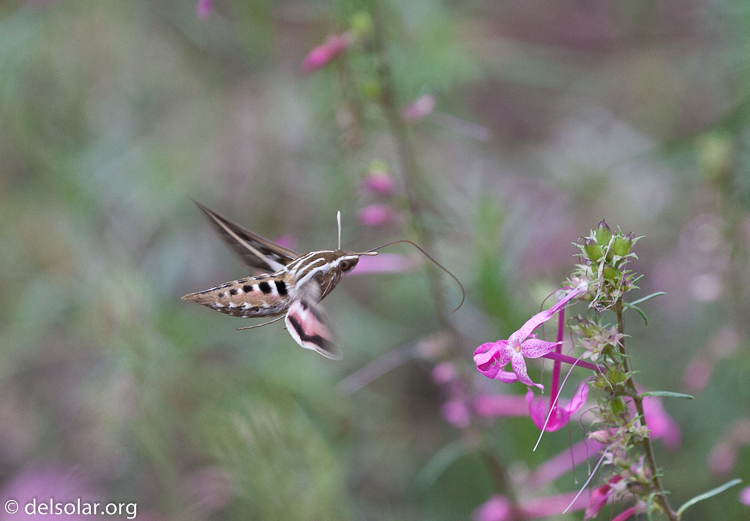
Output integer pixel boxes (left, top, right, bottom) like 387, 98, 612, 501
614, 300, 678, 521
369, 3, 521, 516
370, 3, 449, 323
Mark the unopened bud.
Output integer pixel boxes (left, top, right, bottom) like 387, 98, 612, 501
589, 430, 612, 444
583, 238, 603, 262
612, 234, 633, 257
602, 264, 619, 280
595, 220, 612, 246
610, 397, 627, 416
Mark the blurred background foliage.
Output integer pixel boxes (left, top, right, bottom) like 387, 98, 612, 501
1, 0, 749, 519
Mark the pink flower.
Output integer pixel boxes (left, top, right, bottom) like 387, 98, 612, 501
525, 439, 605, 489
611, 505, 641, 521
641, 394, 681, 450
526, 378, 589, 432
473, 394, 529, 417
351, 253, 421, 274
196, 0, 213, 18
740, 485, 750, 506
362, 170, 396, 195
682, 356, 713, 392
357, 203, 394, 227
474, 283, 588, 389
585, 475, 624, 519
301, 34, 350, 73
403, 95, 436, 122
0, 466, 102, 521
274, 234, 298, 251
441, 399, 471, 428
474, 496, 511, 521
474, 492, 588, 521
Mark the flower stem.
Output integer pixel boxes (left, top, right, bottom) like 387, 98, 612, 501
371, 2, 449, 322
614, 299, 678, 521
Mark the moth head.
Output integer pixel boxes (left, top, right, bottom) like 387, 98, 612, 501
334, 251, 377, 274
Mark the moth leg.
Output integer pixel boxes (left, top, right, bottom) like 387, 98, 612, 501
236, 315, 285, 331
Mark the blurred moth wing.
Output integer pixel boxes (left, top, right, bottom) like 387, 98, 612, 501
284, 283, 341, 360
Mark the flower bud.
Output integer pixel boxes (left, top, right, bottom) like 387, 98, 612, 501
589, 430, 612, 444
610, 397, 627, 416
583, 238, 603, 262
612, 234, 633, 257
349, 11, 373, 40
595, 220, 612, 246
362, 162, 395, 195
403, 95, 436, 123
358, 203, 394, 227
602, 264, 619, 280
301, 33, 351, 73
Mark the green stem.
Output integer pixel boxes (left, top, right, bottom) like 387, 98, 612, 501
614, 299, 679, 521
369, 3, 520, 517
371, 2, 448, 323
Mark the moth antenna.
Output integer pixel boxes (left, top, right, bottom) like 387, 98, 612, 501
337, 211, 342, 250
362, 240, 465, 314
237, 315, 285, 331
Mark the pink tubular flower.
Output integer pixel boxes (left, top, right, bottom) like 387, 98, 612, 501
641, 394, 681, 450
300, 33, 350, 73
474, 492, 588, 521
526, 378, 589, 431
473, 394, 529, 417
441, 399, 470, 428
403, 94, 436, 122
352, 253, 421, 274
740, 485, 750, 506
196, 0, 213, 18
585, 475, 624, 519
474, 282, 588, 389
474, 496, 511, 521
362, 169, 396, 195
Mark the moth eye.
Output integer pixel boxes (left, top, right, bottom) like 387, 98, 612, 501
339, 258, 358, 272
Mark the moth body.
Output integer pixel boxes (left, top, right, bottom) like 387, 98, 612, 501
181, 201, 373, 359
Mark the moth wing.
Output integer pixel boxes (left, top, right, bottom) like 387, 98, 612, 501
284, 283, 342, 360
193, 200, 299, 273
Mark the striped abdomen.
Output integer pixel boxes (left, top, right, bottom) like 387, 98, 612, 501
182, 275, 293, 318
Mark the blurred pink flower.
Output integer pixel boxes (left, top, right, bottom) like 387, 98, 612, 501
474, 492, 588, 521
0, 466, 100, 521
273, 234, 298, 251
682, 356, 713, 392
682, 327, 740, 392
431, 361, 457, 385
708, 419, 750, 476
357, 203, 394, 227
474, 496, 511, 521
525, 439, 605, 489
740, 485, 750, 506
301, 34, 350, 73
474, 282, 588, 389
636, 392, 681, 450
611, 506, 641, 521
362, 170, 396, 196
526, 378, 589, 432
441, 399, 470, 428
351, 253, 421, 274
196, 0, 212, 18
403, 95, 436, 122
473, 394, 528, 417
708, 442, 736, 476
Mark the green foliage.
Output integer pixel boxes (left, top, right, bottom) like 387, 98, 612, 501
2, 0, 750, 519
